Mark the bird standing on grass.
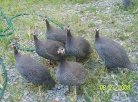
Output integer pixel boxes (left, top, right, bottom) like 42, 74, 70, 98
94, 29, 132, 72
11, 43, 56, 89
56, 46, 87, 99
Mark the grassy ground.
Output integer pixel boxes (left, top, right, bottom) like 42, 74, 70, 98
0, 68, 3, 89
0, 0, 138, 102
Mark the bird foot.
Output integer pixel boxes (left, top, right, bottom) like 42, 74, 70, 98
37, 90, 45, 97
64, 90, 71, 96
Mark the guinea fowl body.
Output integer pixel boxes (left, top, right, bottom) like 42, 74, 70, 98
65, 28, 91, 61
33, 34, 64, 61
56, 48, 87, 86
13, 47, 55, 86
95, 30, 131, 70
44, 18, 66, 44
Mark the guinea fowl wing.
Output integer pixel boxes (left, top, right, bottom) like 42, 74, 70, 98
36, 39, 63, 57
73, 37, 91, 56
16, 55, 54, 84
69, 62, 87, 84
46, 40, 64, 56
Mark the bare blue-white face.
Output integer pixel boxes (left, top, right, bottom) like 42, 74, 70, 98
57, 47, 65, 55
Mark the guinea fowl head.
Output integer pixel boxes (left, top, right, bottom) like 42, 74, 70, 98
10, 42, 19, 55
57, 46, 66, 62
57, 46, 65, 56
31, 29, 39, 40
95, 28, 100, 39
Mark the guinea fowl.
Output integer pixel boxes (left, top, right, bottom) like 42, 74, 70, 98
56, 47, 87, 94
11, 43, 55, 88
122, 0, 131, 7
32, 29, 64, 62
65, 27, 92, 62
94, 29, 132, 72
44, 18, 66, 44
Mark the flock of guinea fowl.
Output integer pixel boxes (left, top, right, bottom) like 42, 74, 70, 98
10, 16, 134, 94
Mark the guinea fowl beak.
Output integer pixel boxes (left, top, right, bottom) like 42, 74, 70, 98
9, 43, 13, 48
9, 44, 16, 49
30, 28, 39, 36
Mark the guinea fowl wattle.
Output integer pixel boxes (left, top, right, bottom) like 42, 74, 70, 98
44, 18, 66, 44
32, 29, 64, 62
95, 29, 132, 72
56, 47, 87, 92
65, 27, 92, 62
11, 43, 55, 87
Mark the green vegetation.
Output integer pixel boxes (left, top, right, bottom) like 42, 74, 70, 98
0, 71, 3, 89
0, 0, 138, 102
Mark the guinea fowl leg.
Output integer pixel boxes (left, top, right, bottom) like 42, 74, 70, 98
73, 86, 77, 102
65, 86, 77, 102
65, 85, 71, 96
76, 86, 83, 95
37, 84, 45, 97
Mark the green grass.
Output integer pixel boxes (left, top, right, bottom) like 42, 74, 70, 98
0, 70, 3, 89
0, 0, 138, 101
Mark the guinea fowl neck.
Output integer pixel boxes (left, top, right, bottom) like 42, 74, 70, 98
33, 35, 40, 49
14, 47, 18, 55
45, 19, 51, 30
95, 30, 99, 39
13, 47, 20, 59
67, 30, 73, 42
59, 55, 66, 64
59, 59, 67, 69
33, 35, 38, 40
33, 35, 39, 46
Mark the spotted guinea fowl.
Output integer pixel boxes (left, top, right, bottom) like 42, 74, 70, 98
65, 27, 92, 62
56, 47, 87, 93
32, 29, 64, 62
95, 29, 132, 72
11, 43, 55, 87
44, 17, 66, 44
